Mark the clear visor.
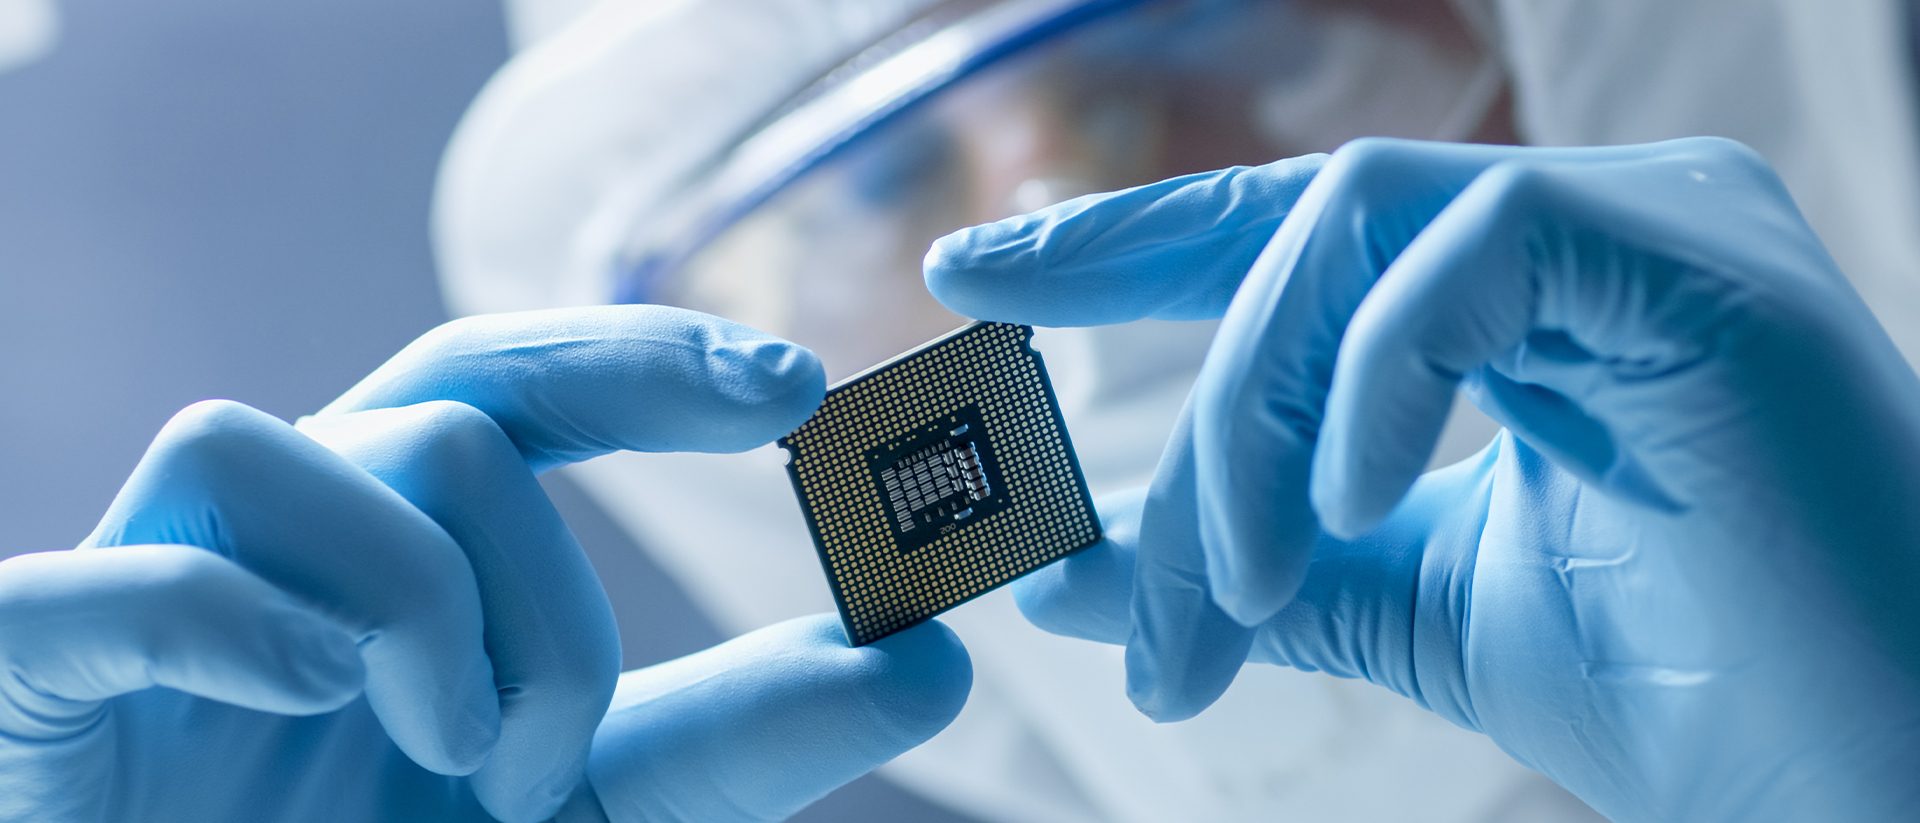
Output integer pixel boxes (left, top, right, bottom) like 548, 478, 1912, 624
624, 0, 1502, 381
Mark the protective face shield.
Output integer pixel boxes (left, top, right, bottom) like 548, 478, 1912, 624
436, 0, 1920, 821
612, 0, 1506, 384
447, 0, 1507, 378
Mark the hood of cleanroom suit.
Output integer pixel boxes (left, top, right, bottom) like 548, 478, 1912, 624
432, 0, 1920, 821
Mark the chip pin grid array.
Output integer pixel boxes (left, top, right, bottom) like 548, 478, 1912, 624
779, 321, 1103, 646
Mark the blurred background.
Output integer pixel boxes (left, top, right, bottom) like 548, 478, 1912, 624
0, 0, 968, 818
4, 0, 1918, 821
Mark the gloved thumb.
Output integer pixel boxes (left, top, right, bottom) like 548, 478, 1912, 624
563, 614, 971, 823
1014, 458, 1497, 733
1011, 488, 1143, 647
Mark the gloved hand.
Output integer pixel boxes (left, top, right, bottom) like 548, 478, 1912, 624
925, 138, 1920, 821
0, 306, 971, 823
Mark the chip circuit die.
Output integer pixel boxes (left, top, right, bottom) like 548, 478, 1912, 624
779, 321, 1102, 646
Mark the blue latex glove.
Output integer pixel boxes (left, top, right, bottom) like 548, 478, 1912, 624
0, 306, 971, 823
926, 138, 1920, 821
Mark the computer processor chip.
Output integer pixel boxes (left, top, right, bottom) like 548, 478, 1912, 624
779, 321, 1102, 646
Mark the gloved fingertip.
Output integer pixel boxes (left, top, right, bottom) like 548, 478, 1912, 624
1307, 449, 1405, 542
586, 615, 970, 822
923, 222, 1037, 323
716, 333, 826, 412
435, 717, 502, 778
549, 781, 611, 823
1193, 486, 1313, 628
921, 222, 983, 281
1123, 673, 1206, 724
690, 324, 827, 452
1121, 593, 1255, 724
390, 665, 502, 777
1202, 539, 1308, 627
860, 619, 973, 739
1198, 521, 1305, 625
191, 556, 367, 715
1010, 564, 1076, 634
1012, 487, 1143, 643
1211, 583, 1290, 629
1311, 499, 1385, 543
1012, 546, 1134, 645
474, 753, 590, 823
277, 611, 368, 713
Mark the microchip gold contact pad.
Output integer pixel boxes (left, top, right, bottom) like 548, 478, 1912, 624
779, 321, 1103, 646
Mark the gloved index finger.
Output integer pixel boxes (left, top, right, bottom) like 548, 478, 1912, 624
311, 306, 827, 473
924, 155, 1326, 327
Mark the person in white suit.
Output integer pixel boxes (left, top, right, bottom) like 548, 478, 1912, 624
435, 0, 1920, 821
1, 0, 1913, 819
